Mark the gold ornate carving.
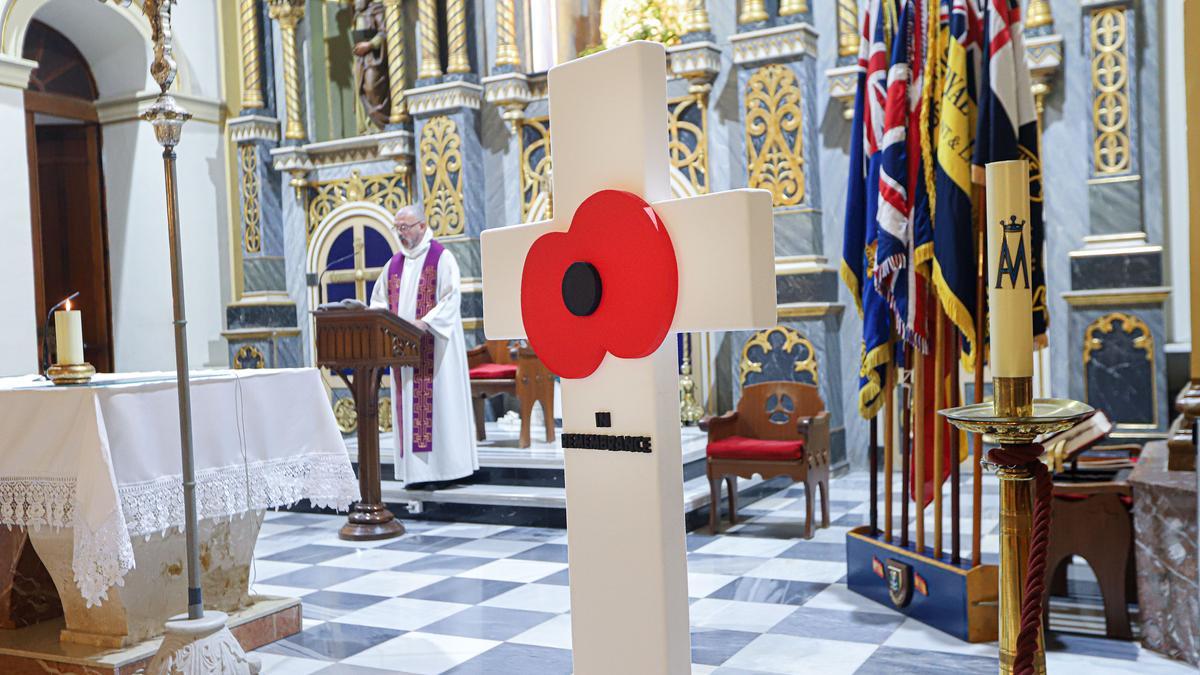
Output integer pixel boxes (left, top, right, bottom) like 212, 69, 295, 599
1090, 7, 1131, 175
269, 0, 307, 140
234, 344, 265, 369
417, 0, 442, 79
837, 0, 860, 58
739, 326, 818, 386
419, 116, 466, 236
239, 145, 262, 253
518, 116, 553, 222
683, 0, 711, 34
779, 0, 808, 16
307, 169, 411, 240
739, 0, 768, 25
382, 0, 408, 123
238, 0, 265, 109
745, 64, 805, 207
668, 94, 709, 196
379, 396, 393, 432
1082, 312, 1156, 427
446, 0, 469, 73
333, 396, 358, 433
495, 0, 521, 67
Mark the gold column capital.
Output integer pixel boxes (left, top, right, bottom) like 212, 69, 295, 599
739, 0, 768, 25
446, 0, 470, 74
683, 0, 711, 34
836, 0, 860, 58
267, 0, 305, 26
417, 0, 442, 79
1025, 0, 1054, 31
495, 0, 521, 68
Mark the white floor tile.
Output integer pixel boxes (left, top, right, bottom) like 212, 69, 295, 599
722, 633, 877, 675
318, 549, 429, 570
342, 631, 500, 674
688, 598, 796, 634
687, 572, 738, 598
882, 617, 996, 656
324, 570, 443, 597
481, 582, 572, 613
257, 523, 307, 538
743, 558, 847, 584
694, 536, 795, 558
509, 613, 573, 650
249, 583, 316, 599
1046, 650, 1196, 675
251, 560, 311, 583
439, 538, 541, 559
331, 597, 471, 631
796, 584, 900, 617
422, 522, 513, 539
256, 653, 330, 675
456, 558, 567, 583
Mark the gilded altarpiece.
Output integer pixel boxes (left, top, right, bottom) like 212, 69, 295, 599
744, 63, 805, 207
419, 115, 467, 237
306, 169, 412, 240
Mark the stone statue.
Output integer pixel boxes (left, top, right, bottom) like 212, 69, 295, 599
352, 0, 389, 128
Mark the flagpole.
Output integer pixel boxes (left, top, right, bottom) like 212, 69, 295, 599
932, 298, 945, 559
972, 183, 987, 568
914, 346, 926, 553
884, 358, 895, 542
949, 321, 962, 565
900, 368, 911, 548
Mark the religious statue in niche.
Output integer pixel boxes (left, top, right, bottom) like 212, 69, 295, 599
352, 0, 389, 128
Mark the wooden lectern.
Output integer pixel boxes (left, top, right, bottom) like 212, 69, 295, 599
314, 306, 425, 540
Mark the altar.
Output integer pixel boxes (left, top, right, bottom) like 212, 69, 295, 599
0, 368, 358, 658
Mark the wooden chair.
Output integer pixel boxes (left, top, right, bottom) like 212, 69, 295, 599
704, 381, 831, 537
467, 340, 555, 449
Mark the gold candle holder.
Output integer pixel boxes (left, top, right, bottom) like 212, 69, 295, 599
941, 392, 1093, 675
47, 362, 96, 385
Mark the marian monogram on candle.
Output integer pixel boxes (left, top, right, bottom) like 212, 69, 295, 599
994, 215, 1030, 291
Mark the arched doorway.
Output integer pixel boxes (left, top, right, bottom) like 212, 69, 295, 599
22, 19, 112, 372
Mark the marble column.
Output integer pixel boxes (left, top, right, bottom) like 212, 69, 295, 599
728, 15, 846, 466
1063, 0, 1169, 441
268, 0, 307, 142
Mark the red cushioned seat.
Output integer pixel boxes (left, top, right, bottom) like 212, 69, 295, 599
707, 435, 805, 461
469, 363, 517, 380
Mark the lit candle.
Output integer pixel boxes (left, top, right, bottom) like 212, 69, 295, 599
54, 299, 84, 365
985, 160, 1034, 380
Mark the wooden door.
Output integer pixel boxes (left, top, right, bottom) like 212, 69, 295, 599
31, 123, 113, 372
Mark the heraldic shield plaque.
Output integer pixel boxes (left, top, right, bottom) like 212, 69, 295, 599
887, 558, 914, 609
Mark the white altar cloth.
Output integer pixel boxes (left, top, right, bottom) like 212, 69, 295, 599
0, 368, 358, 607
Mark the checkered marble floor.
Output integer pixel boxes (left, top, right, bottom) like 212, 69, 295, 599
251, 469, 1190, 674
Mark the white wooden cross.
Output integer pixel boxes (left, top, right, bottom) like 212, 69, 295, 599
481, 41, 776, 675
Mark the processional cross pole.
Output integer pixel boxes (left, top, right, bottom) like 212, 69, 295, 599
481, 42, 776, 674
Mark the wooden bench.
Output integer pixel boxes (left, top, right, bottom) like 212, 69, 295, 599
468, 340, 555, 449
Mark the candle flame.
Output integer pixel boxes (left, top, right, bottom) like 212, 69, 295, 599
65, 299, 71, 312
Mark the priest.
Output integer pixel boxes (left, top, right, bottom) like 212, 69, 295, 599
370, 204, 478, 488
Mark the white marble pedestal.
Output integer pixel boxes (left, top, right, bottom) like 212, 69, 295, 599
27, 511, 264, 648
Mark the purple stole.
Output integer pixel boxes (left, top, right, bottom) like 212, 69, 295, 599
387, 240, 444, 454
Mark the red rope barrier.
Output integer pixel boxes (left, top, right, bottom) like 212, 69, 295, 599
988, 443, 1053, 675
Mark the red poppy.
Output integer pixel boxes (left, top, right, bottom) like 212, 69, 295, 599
520, 189, 678, 379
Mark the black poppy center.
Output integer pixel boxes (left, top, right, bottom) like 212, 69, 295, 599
562, 262, 602, 317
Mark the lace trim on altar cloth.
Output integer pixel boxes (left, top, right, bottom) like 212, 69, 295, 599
0, 452, 358, 607
119, 452, 360, 538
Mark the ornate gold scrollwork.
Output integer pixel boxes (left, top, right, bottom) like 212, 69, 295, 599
420, 116, 466, 236
306, 169, 411, 241
234, 344, 266, 369
745, 64, 806, 207
333, 396, 357, 433
739, 326, 818, 386
379, 396, 393, 432
518, 116, 553, 222
1090, 7, 1131, 175
240, 145, 262, 253
668, 94, 709, 197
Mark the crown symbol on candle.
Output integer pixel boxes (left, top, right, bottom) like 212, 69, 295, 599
1002, 215, 1025, 233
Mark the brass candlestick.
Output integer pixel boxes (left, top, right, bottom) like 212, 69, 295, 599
941, 383, 1092, 675
47, 362, 96, 385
